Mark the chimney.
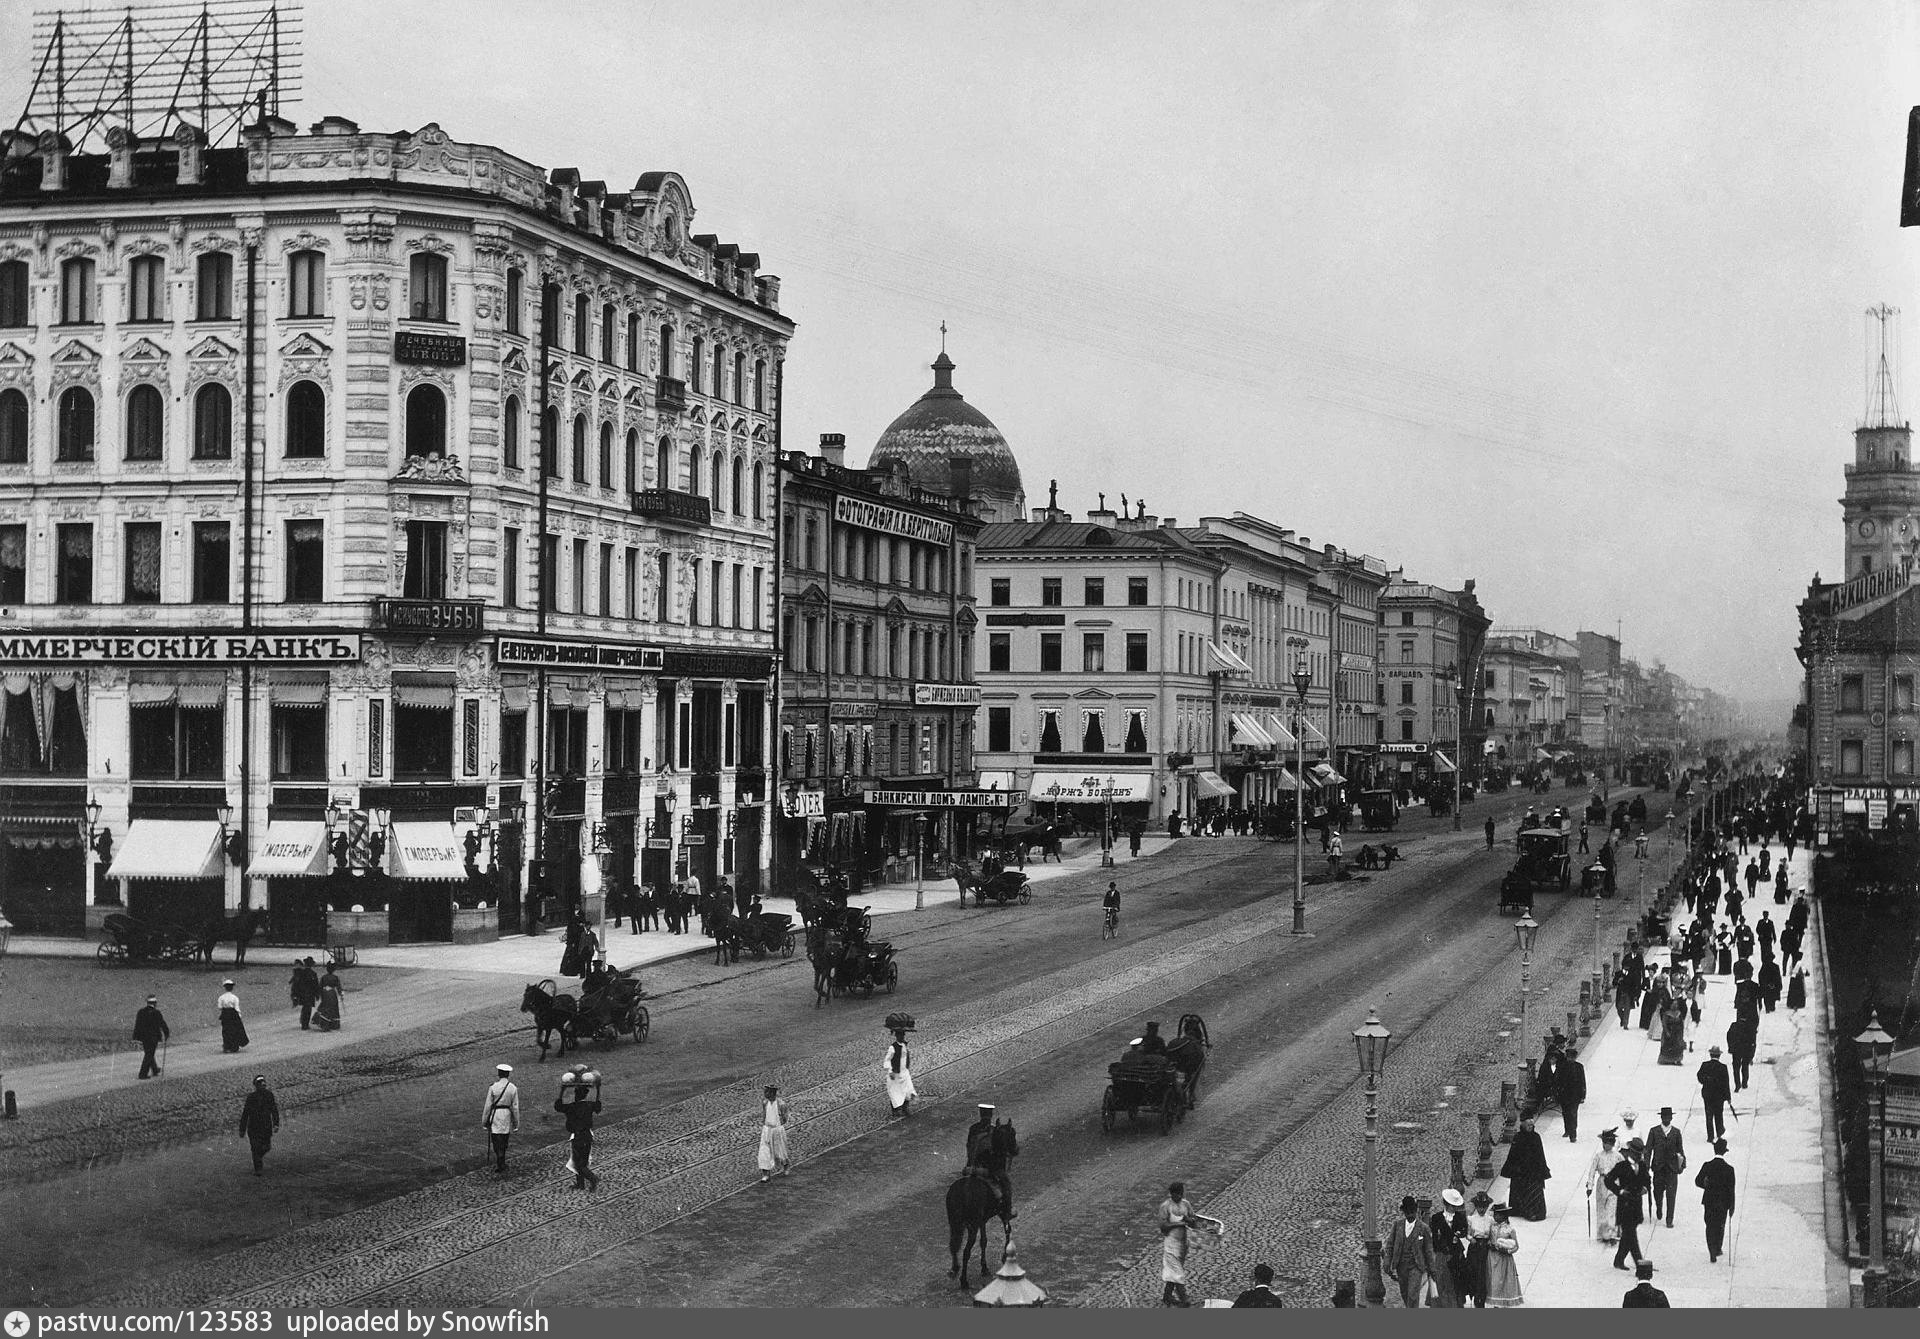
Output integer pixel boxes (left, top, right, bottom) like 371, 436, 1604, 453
311, 116, 360, 135
578, 180, 606, 235
549, 168, 580, 222
106, 126, 137, 189
948, 454, 974, 507
37, 130, 67, 191
819, 432, 847, 468
174, 121, 205, 186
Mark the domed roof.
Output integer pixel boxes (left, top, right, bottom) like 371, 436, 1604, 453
870, 351, 1025, 500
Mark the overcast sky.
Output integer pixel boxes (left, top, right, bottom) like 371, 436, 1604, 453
7, 0, 1917, 713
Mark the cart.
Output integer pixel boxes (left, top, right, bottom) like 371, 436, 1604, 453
1101, 1057, 1190, 1135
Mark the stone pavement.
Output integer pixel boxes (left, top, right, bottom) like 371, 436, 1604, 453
1489, 837, 1845, 1308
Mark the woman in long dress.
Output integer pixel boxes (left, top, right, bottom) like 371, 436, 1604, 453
884, 1028, 915, 1116
756, 1084, 791, 1182
1156, 1183, 1225, 1307
314, 966, 343, 1032
1463, 1192, 1494, 1307
1584, 1130, 1621, 1243
1484, 1206, 1524, 1307
216, 980, 249, 1053
1499, 1117, 1551, 1221
1658, 993, 1688, 1063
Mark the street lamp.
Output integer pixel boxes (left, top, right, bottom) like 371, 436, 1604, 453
1353, 1007, 1393, 1306
1101, 774, 1116, 870
1514, 912, 1539, 1100
1443, 661, 1466, 832
913, 812, 926, 912
1289, 640, 1312, 936
1854, 1009, 1896, 1305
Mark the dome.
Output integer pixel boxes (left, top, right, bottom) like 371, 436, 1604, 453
869, 351, 1026, 511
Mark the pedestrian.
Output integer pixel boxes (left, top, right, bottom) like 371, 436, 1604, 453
1648, 1106, 1686, 1228
1614, 969, 1638, 1029
1485, 816, 1497, 850
1499, 1116, 1551, 1220
554, 1079, 602, 1191
1463, 1190, 1494, 1307
559, 907, 588, 977
758, 1083, 791, 1182
1557, 1045, 1587, 1140
314, 962, 343, 1032
1579, 823, 1590, 853
1129, 823, 1144, 858
216, 979, 249, 1053
1484, 1204, 1524, 1307
1604, 1137, 1650, 1270
1697, 1046, 1733, 1143
133, 994, 169, 1079
1584, 1129, 1621, 1244
1695, 1138, 1736, 1262
1725, 1016, 1757, 1092
289, 957, 320, 1030
1622, 1259, 1670, 1307
1639, 967, 1667, 1031
1757, 957, 1782, 1013
1231, 1262, 1285, 1308
1327, 829, 1343, 880
482, 1063, 520, 1173
884, 1026, 916, 1117
1786, 967, 1807, 1011
1429, 1187, 1470, 1307
1385, 1193, 1435, 1308
237, 1075, 280, 1176
1155, 1181, 1224, 1307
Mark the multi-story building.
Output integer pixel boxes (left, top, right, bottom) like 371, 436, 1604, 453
1376, 577, 1491, 795
773, 428, 981, 886
1482, 629, 1578, 770
0, 116, 787, 942
1574, 630, 1623, 774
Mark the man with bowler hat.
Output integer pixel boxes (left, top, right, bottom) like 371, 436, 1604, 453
1697, 1046, 1733, 1143
1622, 1260, 1670, 1307
1604, 1137, 1650, 1270
1647, 1106, 1687, 1228
1557, 1045, 1587, 1140
1384, 1193, 1435, 1308
1695, 1138, 1737, 1262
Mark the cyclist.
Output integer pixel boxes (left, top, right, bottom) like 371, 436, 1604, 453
1102, 881, 1121, 936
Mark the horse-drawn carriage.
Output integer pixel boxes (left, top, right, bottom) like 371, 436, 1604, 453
1500, 827, 1572, 914
955, 865, 1031, 907
519, 969, 650, 1058
96, 912, 202, 967
1100, 1014, 1209, 1135
728, 910, 796, 960
806, 911, 899, 1004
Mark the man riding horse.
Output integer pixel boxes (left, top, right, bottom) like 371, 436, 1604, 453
965, 1102, 1016, 1221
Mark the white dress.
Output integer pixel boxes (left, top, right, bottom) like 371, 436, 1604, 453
884, 1043, 916, 1109
757, 1098, 789, 1172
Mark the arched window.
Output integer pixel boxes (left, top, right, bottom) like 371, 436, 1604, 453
751, 462, 766, 519
572, 414, 588, 481
403, 384, 446, 459
599, 421, 614, 488
284, 380, 325, 459
57, 386, 96, 457
0, 259, 28, 327
408, 253, 448, 321
125, 384, 165, 461
625, 314, 640, 371
711, 449, 725, 507
686, 443, 700, 495
59, 258, 95, 324
624, 428, 637, 494
733, 351, 746, 406
0, 387, 29, 463
542, 407, 560, 477
503, 395, 522, 469
287, 249, 326, 318
505, 267, 524, 336
600, 303, 615, 362
192, 384, 232, 460
712, 343, 725, 399
658, 323, 675, 378
655, 436, 675, 491
573, 292, 590, 355
754, 358, 766, 411
690, 335, 704, 392
731, 455, 745, 514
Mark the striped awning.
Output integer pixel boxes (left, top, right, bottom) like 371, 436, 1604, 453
247, 821, 329, 878
1262, 714, 1301, 749
392, 675, 455, 710
1193, 770, 1236, 800
1434, 751, 1458, 774
269, 672, 329, 707
1229, 713, 1275, 748
1204, 640, 1253, 677
389, 822, 468, 880
106, 820, 223, 881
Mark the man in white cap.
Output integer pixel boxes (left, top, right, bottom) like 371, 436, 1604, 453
238, 1075, 279, 1175
482, 1064, 520, 1173
133, 994, 169, 1079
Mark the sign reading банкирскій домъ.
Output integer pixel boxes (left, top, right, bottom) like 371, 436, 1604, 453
0, 632, 362, 664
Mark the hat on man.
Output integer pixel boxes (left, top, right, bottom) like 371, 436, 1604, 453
146, 995, 158, 1004
978, 1103, 995, 1113
496, 1063, 513, 1074
1470, 1190, 1493, 1208
1442, 1188, 1465, 1209
1635, 1260, 1656, 1279
1625, 1136, 1646, 1152
1709, 1044, 1723, 1055
1659, 1106, 1675, 1119
222, 979, 235, 988
252, 1075, 267, 1086
1491, 1202, 1511, 1218
1399, 1194, 1418, 1214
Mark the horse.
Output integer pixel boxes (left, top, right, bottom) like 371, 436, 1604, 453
948, 1120, 1018, 1287
806, 925, 850, 1006
197, 907, 270, 967
519, 979, 578, 1058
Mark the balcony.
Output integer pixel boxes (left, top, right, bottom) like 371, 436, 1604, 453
655, 377, 688, 414
632, 488, 712, 526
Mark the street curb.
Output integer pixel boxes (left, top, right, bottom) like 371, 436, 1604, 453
1810, 887, 1858, 1307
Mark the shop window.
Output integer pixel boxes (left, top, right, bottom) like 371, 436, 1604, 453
128, 254, 165, 321
285, 520, 324, 601
546, 707, 590, 775
57, 387, 95, 461
1126, 632, 1148, 672
987, 706, 1011, 753
394, 705, 454, 779
0, 689, 40, 772
285, 380, 325, 458
192, 522, 229, 602
192, 384, 232, 459
124, 523, 162, 603
195, 252, 231, 320
0, 388, 26, 462
131, 702, 225, 780
288, 249, 326, 318
0, 524, 25, 602
1041, 577, 1062, 606
55, 523, 93, 604
61, 257, 97, 323
1841, 675, 1865, 713
1840, 738, 1865, 776
125, 385, 164, 461
1040, 633, 1062, 672
604, 708, 644, 774
270, 705, 328, 780
409, 252, 448, 322
403, 520, 448, 599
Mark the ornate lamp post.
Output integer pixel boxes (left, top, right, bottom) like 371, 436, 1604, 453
1353, 1007, 1393, 1306
1514, 912, 1538, 1097
913, 812, 926, 912
1101, 774, 1117, 870
1443, 661, 1466, 832
1290, 640, 1311, 936
1854, 1010, 1896, 1306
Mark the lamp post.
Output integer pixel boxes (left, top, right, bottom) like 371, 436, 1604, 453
1443, 661, 1466, 832
1289, 639, 1311, 936
913, 812, 926, 912
1353, 1008, 1393, 1306
1514, 913, 1538, 1099
1101, 774, 1116, 870
1854, 1010, 1896, 1306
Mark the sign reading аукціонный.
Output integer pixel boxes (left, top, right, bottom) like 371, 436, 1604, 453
863, 789, 1027, 808
0, 633, 362, 664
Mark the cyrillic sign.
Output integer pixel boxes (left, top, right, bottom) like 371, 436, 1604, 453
495, 638, 663, 670
864, 789, 1025, 808
1821, 559, 1914, 615
659, 650, 775, 680
1378, 742, 1429, 754
372, 598, 485, 633
914, 683, 983, 707
0, 633, 362, 664
833, 496, 953, 545
1028, 771, 1154, 802
394, 331, 467, 365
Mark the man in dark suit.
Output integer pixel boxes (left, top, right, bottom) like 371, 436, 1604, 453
132, 995, 169, 1079
1622, 1259, 1670, 1307
1604, 1138, 1650, 1270
1647, 1107, 1687, 1228
1384, 1194, 1435, 1309
1697, 1047, 1733, 1143
1695, 1139, 1737, 1262
1558, 1046, 1588, 1141
1726, 1016, 1758, 1092
1232, 1262, 1285, 1308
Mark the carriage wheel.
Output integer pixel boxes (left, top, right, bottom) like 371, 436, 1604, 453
97, 942, 125, 967
885, 962, 898, 994
633, 1004, 651, 1042
1159, 1089, 1179, 1134
1101, 1086, 1118, 1133
1019, 886, 1030, 905
782, 930, 796, 958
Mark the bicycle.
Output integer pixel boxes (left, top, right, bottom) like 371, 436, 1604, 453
1103, 905, 1120, 939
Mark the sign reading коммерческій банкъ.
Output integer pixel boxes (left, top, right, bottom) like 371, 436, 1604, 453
0, 633, 362, 664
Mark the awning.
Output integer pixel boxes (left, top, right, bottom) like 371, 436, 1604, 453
1272, 767, 1302, 792
247, 821, 329, 878
1434, 751, 1458, 774
106, 820, 224, 881
1028, 770, 1154, 803
1312, 763, 1347, 785
1298, 715, 1330, 746
389, 822, 469, 880
392, 675, 455, 710
1193, 770, 1236, 800
1534, 748, 1554, 762
1261, 713, 1301, 749
1204, 640, 1253, 677
269, 673, 329, 707
1229, 713, 1275, 748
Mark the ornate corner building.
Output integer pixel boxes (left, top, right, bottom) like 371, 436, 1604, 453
0, 115, 789, 944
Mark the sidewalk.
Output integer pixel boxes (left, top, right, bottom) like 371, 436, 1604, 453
1490, 836, 1842, 1307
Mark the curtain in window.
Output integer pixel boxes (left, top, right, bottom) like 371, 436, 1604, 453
1125, 711, 1149, 753
1038, 710, 1061, 754
0, 526, 23, 571
59, 526, 90, 566
126, 525, 162, 597
1081, 710, 1106, 754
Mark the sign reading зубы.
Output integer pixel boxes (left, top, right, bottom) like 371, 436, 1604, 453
0, 632, 362, 664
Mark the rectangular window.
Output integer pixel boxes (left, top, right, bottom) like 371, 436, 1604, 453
656, 552, 671, 622
990, 578, 1010, 607
598, 543, 613, 617
625, 548, 639, 619
499, 709, 527, 779
1400, 682, 1415, 705
195, 252, 232, 320
1041, 577, 1062, 606
393, 705, 454, 779
572, 539, 588, 615
60, 259, 96, 323
1400, 611, 1414, 627
130, 702, 225, 780
546, 534, 562, 613
505, 267, 523, 336
1840, 738, 1865, 776
502, 528, 520, 608
573, 293, 590, 355
1126, 631, 1148, 671
1082, 633, 1105, 673
987, 706, 1011, 753
1841, 675, 1865, 713
1084, 577, 1104, 606
1894, 738, 1915, 776
270, 704, 328, 780
1400, 718, 1416, 742
409, 252, 448, 322
404, 520, 448, 600
288, 251, 326, 317
286, 520, 324, 601
1400, 641, 1414, 664
1897, 675, 1916, 714
1040, 632, 1062, 672
0, 261, 27, 326
0, 524, 26, 603
128, 255, 165, 321
55, 524, 93, 605
1129, 576, 1148, 605
191, 522, 230, 603
989, 632, 1011, 672
123, 523, 162, 604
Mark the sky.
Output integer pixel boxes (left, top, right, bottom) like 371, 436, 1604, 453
5, 0, 1917, 715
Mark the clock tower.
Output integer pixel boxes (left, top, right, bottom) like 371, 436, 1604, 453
1840, 305, 1920, 578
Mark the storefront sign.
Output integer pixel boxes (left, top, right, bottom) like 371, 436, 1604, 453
394, 331, 467, 365
782, 789, 826, 818
372, 598, 485, 634
1383, 669, 1427, 679
985, 613, 1065, 627
659, 649, 775, 680
632, 489, 713, 525
1820, 559, 1914, 615
864, 789, 1025, 808
1377, 742, 1429, 754
1028, 771, 1154, 802
833, 496, 952, 545
0, 633, 361, 665
495, 637, 663, 670
832, 702, 880, 719
914, 683, 983, 707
